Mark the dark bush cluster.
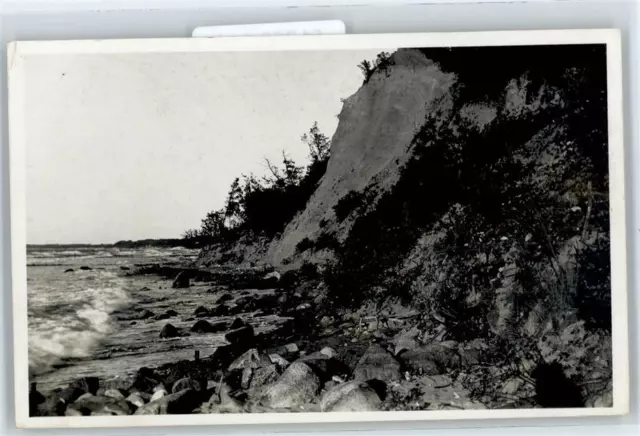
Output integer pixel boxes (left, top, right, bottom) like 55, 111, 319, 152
183, 122, 331, 245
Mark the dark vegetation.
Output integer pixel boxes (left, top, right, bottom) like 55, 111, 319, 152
182, 122, 331, 246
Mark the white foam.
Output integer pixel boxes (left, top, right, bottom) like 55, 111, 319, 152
28, 286, 132, 375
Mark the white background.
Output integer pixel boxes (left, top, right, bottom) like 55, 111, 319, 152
0, 0, 638, 435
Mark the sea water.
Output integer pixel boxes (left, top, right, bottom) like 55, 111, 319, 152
26, 245, 206, 392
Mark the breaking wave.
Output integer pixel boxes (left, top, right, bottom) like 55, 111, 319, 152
28, 285, 132, 376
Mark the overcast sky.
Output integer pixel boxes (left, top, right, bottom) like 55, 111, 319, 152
23, 49, 380, 244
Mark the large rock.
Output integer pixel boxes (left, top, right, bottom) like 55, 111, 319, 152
215, 293, 233, 304
69, 376, 100, 395
172, 271, 190, 289
104, 389, 126, 400
354, 344, 403, 382
67, 394, 133, 416
134, 389, 202, 415
398, 343, 458, 375
259, 362, 321, 409
320, 381, 382, 412
224, 325, 254, 346
171, 377, 206, 394
159, 323, 180, 338
210, 304, 230, 317
228, 348, 270, 371
191, 319, 227, 333
193, 306, 209, 316
297, 352, 351, 382
126, 393, 146, 408
249, 364, 280, 391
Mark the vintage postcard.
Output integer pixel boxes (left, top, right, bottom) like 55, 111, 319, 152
7, 29, 628, 429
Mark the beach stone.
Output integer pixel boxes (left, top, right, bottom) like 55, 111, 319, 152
249, 364, 280, 390
35, 393, 66, 417
104, 389, 126, 401
228, 348, 270, 371
126, 393, 146, 408
120, 266, 130, 271
134, 389, 202, 415
230, 318, 246, 330
172, 377, 206, 393
139, 309, 155, 320
391, 326, 420, 355
297, 352, 351, 381
172, 271, 190, 288
216, 293, 233, 304
160, 323, 180, 338
191, 319, 225, 333
128, 367, 162, 394
225, 326, 254, 345
397, 343, 458, 375
58, 387, 84, 404
69, 395, 133, 416
320, 347, 338, 358
320, 381, 382, 412
65, 407, 85, 416
69, 376, 100, 395
149, 390, 166, 403
284, 343, 299, 353
354, 344, 402, 382
268, 354, 290, 369
241, 368, 253, 390
259, 362, 321, 409
210, 304, 230, 316
79, 266, 92, 271
194, 306, 209, 316
64, 268, 74, 273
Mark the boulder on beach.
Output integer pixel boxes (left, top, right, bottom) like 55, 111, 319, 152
67, 394, 133, 416
215, 293, 233, 304
193, 306, 209, 317
64, 268, 74, 273
249, 364, 280, 391
210, 304, 229, 317
58, 387, 84, 404
104, 389, 126, 401
230, 318, 246, 330
172, 271, 190, 289
297, 352, 351, 382
120, 266, 131, 271
397, 343, 458, 375
320, 380, 382, 412
224, 325, 254, 346
171, 377, 206, 394
228, 348, 270, 371
191, 319, 227, 334
126, 393, 146, 408
79, 266, 92, 271
259, 362, 321, 409
159, 323, 180, 338
134, 389, 202, 415
69, 376, 100, 395
353, 344, 403, 382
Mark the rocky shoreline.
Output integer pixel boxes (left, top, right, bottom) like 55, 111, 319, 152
29, 264, 610, 417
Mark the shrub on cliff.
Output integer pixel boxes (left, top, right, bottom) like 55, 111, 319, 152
185, 122, 331, 245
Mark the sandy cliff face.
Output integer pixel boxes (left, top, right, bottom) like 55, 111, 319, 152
265, 49, 456, 266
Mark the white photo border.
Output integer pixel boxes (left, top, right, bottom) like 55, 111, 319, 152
7, 28, 628, 429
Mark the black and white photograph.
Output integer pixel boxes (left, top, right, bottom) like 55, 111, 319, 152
8, 30, 628, 428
